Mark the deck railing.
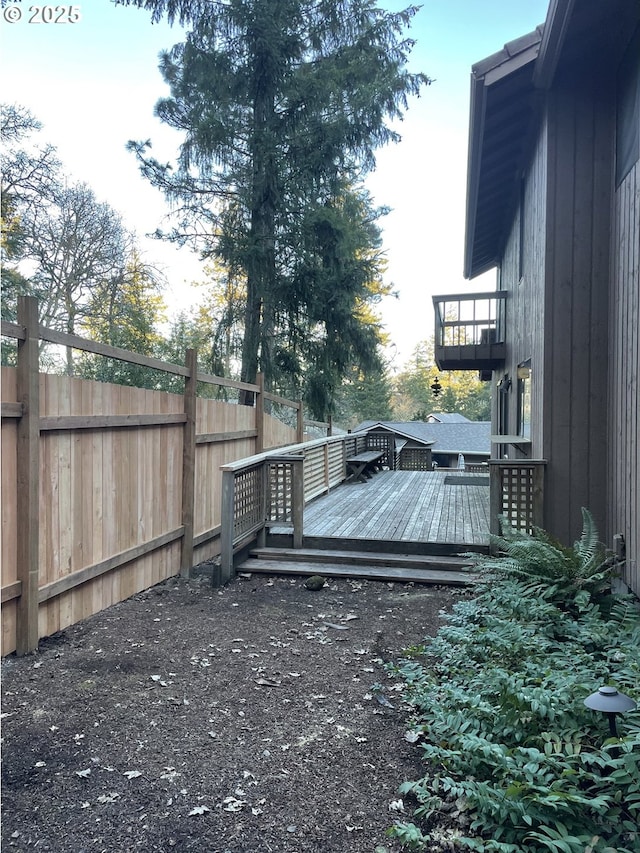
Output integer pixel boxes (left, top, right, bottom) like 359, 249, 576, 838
432, 291, 507, 371
489, 460, 546, 537
219, 431, 371, 581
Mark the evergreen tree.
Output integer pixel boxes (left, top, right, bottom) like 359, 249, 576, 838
76, 250, 167, 387
121, 0, 429, 412
393, 340, 492, 421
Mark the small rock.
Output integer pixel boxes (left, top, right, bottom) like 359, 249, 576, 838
304, 575, 326, 591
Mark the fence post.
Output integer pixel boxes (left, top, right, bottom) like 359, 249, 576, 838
220, 469, 235, 583
180, 348, 197, 578
296, 402, 304, 444
256, 372, 264, 453
16, 296, 40, 655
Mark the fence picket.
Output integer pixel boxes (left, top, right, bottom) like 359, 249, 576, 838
1, 297, 302, 655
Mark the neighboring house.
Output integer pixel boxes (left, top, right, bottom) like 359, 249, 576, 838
355, 420, 491, 469
426, 413, 471, 424
433, 0, 640, 595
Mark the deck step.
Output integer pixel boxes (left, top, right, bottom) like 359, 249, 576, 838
239, 547, 477, 586
250, 547, 472, 571
238, 559, 474, 586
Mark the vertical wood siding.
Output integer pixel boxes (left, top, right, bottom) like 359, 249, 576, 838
541, 78, 611, 545
497, 119, 548, 456
609, 160, 640, 595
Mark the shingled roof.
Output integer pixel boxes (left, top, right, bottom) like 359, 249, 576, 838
355, 420, 491, 456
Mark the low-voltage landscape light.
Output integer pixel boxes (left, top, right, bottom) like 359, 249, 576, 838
584, 685, 637, 737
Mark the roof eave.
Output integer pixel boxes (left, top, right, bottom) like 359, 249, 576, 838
464, 31, 543, 280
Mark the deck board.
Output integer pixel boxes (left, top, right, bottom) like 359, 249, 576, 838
272, 470, 490, 546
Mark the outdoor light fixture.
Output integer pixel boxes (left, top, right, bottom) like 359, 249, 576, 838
584, 685, 637, 738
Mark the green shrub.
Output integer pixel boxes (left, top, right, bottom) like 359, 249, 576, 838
388, 511, 640, 853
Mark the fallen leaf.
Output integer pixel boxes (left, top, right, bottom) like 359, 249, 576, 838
388, 799, 405, 812
75, 769, 91, 778
97, 792, 120, 803
124, 770, 142, 779
222, 796, 246, 812
188, 805, 211, 816
323, 622, 349, 630
254, 677, 281, 687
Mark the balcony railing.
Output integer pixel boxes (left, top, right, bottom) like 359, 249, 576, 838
433, 291, 507, 372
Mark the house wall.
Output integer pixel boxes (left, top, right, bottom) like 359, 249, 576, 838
540, 70, 613, 546
609, 158, 640, 593
497, 119, 548, 459
495, 69, 614, 549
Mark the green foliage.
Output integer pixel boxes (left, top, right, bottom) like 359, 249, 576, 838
393, 340, 491, 421
479, 509, 614, 610
388, 512, 640, 852
125, 0, 429, 411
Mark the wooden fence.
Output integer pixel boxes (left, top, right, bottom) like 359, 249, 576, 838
1, 297, 321, 657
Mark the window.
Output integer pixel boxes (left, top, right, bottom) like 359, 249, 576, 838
517, 361, 531, 439
616, 27, 640, 187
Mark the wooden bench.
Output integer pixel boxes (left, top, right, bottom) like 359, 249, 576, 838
346, 450, 385, 483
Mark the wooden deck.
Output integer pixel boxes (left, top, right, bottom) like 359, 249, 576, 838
284, 470, 490, 547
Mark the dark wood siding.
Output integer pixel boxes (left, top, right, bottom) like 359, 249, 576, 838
496, 121, 548, 458
609, 160, 640, 595
541, 74, 612, 546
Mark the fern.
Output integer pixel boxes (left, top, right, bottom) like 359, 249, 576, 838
472, 508, 612, 608
389, 509, 640, 853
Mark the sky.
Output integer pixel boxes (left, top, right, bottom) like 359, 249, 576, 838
1, 0, 550, 367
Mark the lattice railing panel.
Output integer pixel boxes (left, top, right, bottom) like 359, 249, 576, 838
499, 465, 536, 533
267, 461, 294, 524
232, 464, 265, 540
366, 431, 394, 468
399, 447, 432, 471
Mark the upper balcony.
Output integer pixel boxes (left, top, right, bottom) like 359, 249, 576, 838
432, 291, 507, 373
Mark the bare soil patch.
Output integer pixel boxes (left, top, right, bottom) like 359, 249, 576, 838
2, 570, 463, 852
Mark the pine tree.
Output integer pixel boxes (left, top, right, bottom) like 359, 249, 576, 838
121, 0, 429, 412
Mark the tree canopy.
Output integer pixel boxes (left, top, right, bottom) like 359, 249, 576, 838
122, 0, 429, 416
393, 340, 492, 421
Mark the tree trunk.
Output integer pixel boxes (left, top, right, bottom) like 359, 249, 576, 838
239, 2, 277, 406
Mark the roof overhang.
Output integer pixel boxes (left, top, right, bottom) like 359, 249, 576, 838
463, 28, 543, 279
464, 0, 640, 280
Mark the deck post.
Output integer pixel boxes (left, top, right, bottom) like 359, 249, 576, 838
255, 372, 264, 453
296, 402, 304, 444
488, 461, 502, 541
220, 469, 235, 583
16, 296, 40, 655
291, 457, 304, 548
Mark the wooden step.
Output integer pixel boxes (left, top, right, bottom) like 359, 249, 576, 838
238, 557, 476, 586
250, 546, 472, 571
266, 533, 488, 557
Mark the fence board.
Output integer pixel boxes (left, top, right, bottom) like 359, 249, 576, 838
1, 306, 308, 653
1, 368, 18, 656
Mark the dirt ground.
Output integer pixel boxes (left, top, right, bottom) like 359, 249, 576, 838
1, 567, 465, 853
